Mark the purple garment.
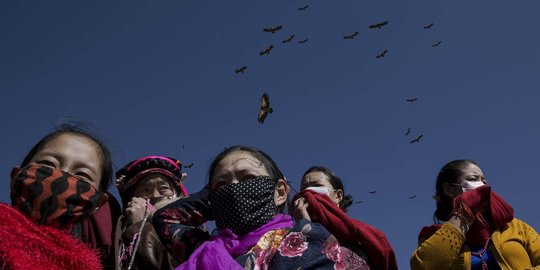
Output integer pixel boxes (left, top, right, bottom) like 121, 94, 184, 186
176, 214, 293, 270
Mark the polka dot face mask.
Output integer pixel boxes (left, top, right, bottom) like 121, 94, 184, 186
209, 175, 278, 235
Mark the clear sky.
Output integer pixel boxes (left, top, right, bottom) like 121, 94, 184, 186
1, 1, 539, 268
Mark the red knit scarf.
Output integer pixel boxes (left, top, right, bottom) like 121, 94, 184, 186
294, 190, 398, 270
418, 186, 514, 247
0, 203, 102, 270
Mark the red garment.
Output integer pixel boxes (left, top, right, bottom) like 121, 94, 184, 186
294, 190, 398, 270
418, 186, 514, 247
0, 203, 102, 270
79, 192, 122, 269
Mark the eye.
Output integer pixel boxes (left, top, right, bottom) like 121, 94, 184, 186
75, 172, 93, 182
159, 186, 171, 191
241, 174, 257, 181
37, 160, 56, 168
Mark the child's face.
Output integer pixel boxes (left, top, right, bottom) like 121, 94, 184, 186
27, 133, 103, 190
131, 173, 177, 201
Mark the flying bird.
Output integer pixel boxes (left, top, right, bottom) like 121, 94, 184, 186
408, 195, 417, 199
354, 200, 363, 204
235, 66, 247, 74
410, 135, 424, 144
282, 35, 295, 43
432, 41, 442, 47
263, 25, 283, 34
376, 49, 388, 59
259, 45, 274, 55
368, 190, 378, 195
183, 163, 194, 169
343, 31, 359, 39
258, 93, 273, 124
369, 21, 388, 29
423, 23, 434, 29
406, 98, 418, 102
405, 128, 411, 136
298, 5, 309, 11
298, 38, 309, 44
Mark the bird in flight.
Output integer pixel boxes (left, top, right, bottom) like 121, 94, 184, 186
235, 66, 247, 74
406, 98, 418, 102
376, 49, 388, 59
263, 25, 283, 34
432, 41, 442, 47
423, 23, 434, 29
405, 128, 411, 136
282, 35, 295, 43
369, 190, 378, 195
410, 135, 424, 144
298, 4, 309, 11
298, 38, 309, 44
183, 163, 194, 169
259, 45, 274, 55
369, 21, 388, 29
258, 93, 273, 124
408, 195, 417, 199
343, 31, 359, 40
354, 200, 363, 204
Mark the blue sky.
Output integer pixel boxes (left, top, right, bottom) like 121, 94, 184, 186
1, 1, 540, 267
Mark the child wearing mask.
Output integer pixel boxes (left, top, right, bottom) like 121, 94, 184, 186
2, 124, 120, 270
114, 156, 188, 270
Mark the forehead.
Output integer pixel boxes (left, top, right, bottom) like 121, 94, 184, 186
302, 171, 331, 184
214, 151, 268, 175
460, 163, 483, 176
137, 173, 176, 187
39, 133, 102, 161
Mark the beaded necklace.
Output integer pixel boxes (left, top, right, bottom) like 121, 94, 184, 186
471, 237, 491, 270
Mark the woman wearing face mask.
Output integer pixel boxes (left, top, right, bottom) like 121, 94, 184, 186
411, 159, 540, 269
0, 124, 121, 269
293, 166, 397, 270
114, 155, 188, 270
153, 146, 367, 269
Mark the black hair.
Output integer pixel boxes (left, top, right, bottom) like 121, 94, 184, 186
302, 165, 353, 212
207, 145, 287, 212
434, 159, 478, 223
20, 123, 113, 193
115, 156, 182, 205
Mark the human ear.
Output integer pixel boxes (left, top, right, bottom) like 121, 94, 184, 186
274, 179, 289, 207
443, 182, 460, 198
334, 189, 344, 205
10, 167, 21, 190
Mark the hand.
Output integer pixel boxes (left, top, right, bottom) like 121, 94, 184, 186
292, 197, 311, 222
125, 197, 148, 225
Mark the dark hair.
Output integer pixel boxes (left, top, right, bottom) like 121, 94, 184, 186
434, 159, 478, 222
20, 124, 113, 193
302, 165, 353, 212
207, 145, 287, 212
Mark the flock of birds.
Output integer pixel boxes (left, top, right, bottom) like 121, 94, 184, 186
234, 4, 443, 203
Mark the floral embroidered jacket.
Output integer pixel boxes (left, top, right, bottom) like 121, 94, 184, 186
157, 217, 369, 269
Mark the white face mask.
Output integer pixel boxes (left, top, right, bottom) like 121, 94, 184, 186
304, 186, 331, 196
458, 181, 485, 192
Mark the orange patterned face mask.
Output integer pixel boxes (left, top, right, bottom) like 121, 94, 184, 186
10, 164, 103, 228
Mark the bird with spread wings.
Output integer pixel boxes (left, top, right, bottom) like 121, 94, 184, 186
258, 93, 273, 124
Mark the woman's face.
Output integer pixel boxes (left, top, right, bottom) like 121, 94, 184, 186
210, 150, 288, 207
301, 171, 342, 205
132, 173, 178, 201
444, 163, 486, 198
26, 133, 103, 190
210, 151, 271, 190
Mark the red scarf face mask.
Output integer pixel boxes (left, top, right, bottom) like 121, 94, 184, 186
10, 164, 103, 229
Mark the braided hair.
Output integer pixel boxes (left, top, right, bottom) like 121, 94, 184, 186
302, 165, 353, 212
